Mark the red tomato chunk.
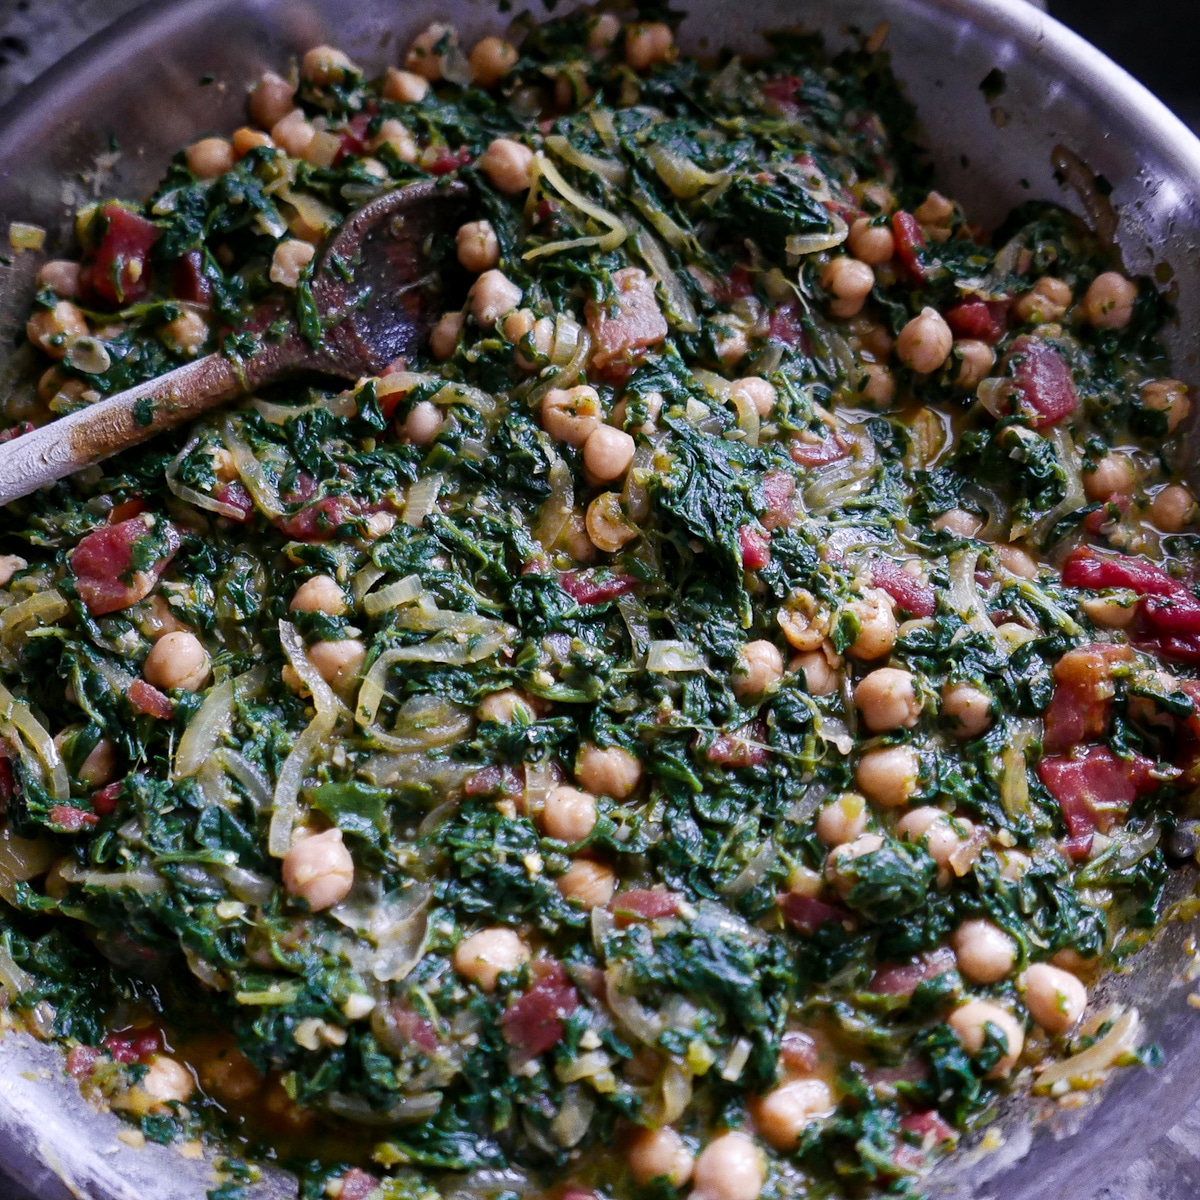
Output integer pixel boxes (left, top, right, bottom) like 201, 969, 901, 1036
71, 514, 179, 616
79, 203, 159, 308
500, 961, 580, 1058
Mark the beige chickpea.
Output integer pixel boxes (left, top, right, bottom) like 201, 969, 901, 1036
896, 307, 953, 374
75, 738, 116, 790
576, 743, 642, 799
232, 126, 274, 158
541, 385, 603, 447
628, 1126, 694, 1187
1150, 484, 1196, 532
588, 12, 623, 55
897, 806, 973, 869
847, 217, 895, 266
942, 682, 992, 739
1141, 378, 1192, 433
1083, 452, 1135, 501
454, 927, 529, 992
955, 339, 994, 390
542, 785, 598, 843
733, 640, 784, 699
307, 639, 366, 692
816, 792, 868, 847
144, 631, 211, 693
712, 318, 749, 368
160, 308, 209, 357
282, 828, 355, 911
26, 300, 88, 359
790, 650, 840, 697
1021, 963, 1087, 1034
854, 668, 920, 733
556, 859, 617, 908
406, 22, 458, 81
587, 492, 638, 553
36, 259, 80, 298
948, 1001, 1024, 1078
933, 508, 982, 538
430, 311, 464, 361
855, 745, 918, 809
1082, 593, 1138, 628
382, 66, 430, 104
289, 574, 347, 616
479, 137, 535, 193
141, 1055, 196, 1105
754, 1079, 833, 1151
824, 833, 885, 895
270, 238, 316, 289
584, 425, 636, 484
730, 377, 776, 418
301, 44, 355, 86
821, 256, 876, 319
369, 118, 418, 163
469, 36, 518, 88
861, 363, 896, 407
996, 544, 1038, 580
691, 1131, 764, 1200
914, 191, 955, 227
610, 391, 664, 433
476, 689, 536, 725
470, 269, 522, 328
248, 71, 295, 129
270, 109, 316, 158
625, 22, 674, 71
1084, 271, 1138, 329
456, 220, 500, 273
400, 400, 443, 447
846, 588, 897, 661
951, 920, 1017, 984
1013, 276, 1072, 324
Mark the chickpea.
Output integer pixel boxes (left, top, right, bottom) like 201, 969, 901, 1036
369, 118, 418, 163
406, 22, 458, 81
588, 13, 623, 55
628, 1126, 694, 1187
160, 308, 209, 357
896, 307, 953, 374
897, 806, 974, 868
996, 544, 1038, 580
790, 650, 840, 697
382, 66, 430, 104
456, 220, 500, 273
860, 363, 896, 407
78, 738, 117, 790
847, 217, 895, 265
824, 833, 884, 896
469, 36, 518, 88
470, 269, 522, 329
951, 919, 1017, 984
542, 385, 602, 447
1141, 378, 1192, 433
1084, 271, 1138, 329
301, 44, 355, 86
855, 745, 918, 809
846, 588, 897, 661
610, 391, 664, 433
820, 256, 876, 319
282, 828, 354, 911
232, 126, 274, 158
712, 318, 749, 368
576, 743, 642, 799
26, 300, 88, 359
733, 640, 784, 700
1082, 593, 1137, 628
584, 425, 636, 484
141, 1055, 195, 1105
947, 1001, 1024, 1078
854, 668, 920, 733
36, 260, 80, 298
1013, 276, 1072, 324
755, 1079, 833, 1151
541, 785, 598, 843
430, 311, 463, 361
269, 238, 316, 289
941, 682, 993, 739
914, 191, 955, 227
625, 22, 674, 71
691, 1131, 765, 1200
933, 508, 982, 538
248, 71, 295, 129
400, 400, 443, 447
816, 793, 868, 847
144, 631, 211, 693
453, 926, 529, 992
307, 638, 366, 692
587, 492, 638, 553
557, 859, 617, 908
1150, 484, 1196, 533
0, 554, 25, 587
270, 109, 316, 158
479, 137, 535, 193
1083, 452, 1135, 501
1022, 963, 1087, 1034
954, 339, 994, 390
730, 377, 776, 418
476, 689, 536, 725
290, 574, 347, 616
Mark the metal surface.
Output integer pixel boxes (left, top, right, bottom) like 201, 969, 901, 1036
0, 1, 1199, 1197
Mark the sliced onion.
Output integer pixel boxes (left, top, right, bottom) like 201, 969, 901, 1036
545, 135, 627, 186
80, 868, 166, 893
166, 436, 247, 519
589, 109, 619, 151
404, 473, 443, 527
655, 1061, 693, 1124
353, 563, 387, 605
175, 677, 235, 779
550, 1086, 595, 1148
604, 963, 665, 1044
325, 1091, 443, 1126
249, 398, 322, 424
629, 222, 698, 333
947, 549, 1003, 652
646, 640, 707, 673
0, 940, 54, 1036
277, 186, 339, 237
523, 153, 627, 261
1035, 1008, 1141, 1090
785, 211, 849, 257
223, 417, 282, 518
1030, 424, 1086, 545
631, 187, 697, 252
0, 827, 54, 904
0, 680, 67, 800
219, 863, 275, 905
720, 1036, 754, 1082
723, 838, 778, 897
533, 453, 574, 550
551, 315, 582, 367
646, 144, 724, 198
363, 575, 423, 617
215, 748, 272, 811
0, 590, 70, 642
524, 759, 559, 821
616, 595, 651, 663
528, 327, 592, 406
1000, 718, 1037, 818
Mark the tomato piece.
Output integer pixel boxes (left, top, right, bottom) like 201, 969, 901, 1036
891, 211, 928, 282
1042, 643, 1132, 753
586, 267, 668, 375
738, 524, 771, 570
214, 481, 255, 523
944, 299, 1008, 343
871, 558, 936, 618
558, 571, 637, 605
704, 720, 768, 767
335, 113, 372, 164
790, 431, 847, 468
768, 298, 805, 346
129, 679, 175, 720
761, 470, 796, 532
338, 1170, 380, 1200
91, 782, 122, 816
777, 892, 852, 935
608, 889, 681, 927
501, 961, 580, 1058
868, 948, 957, 996
71, 515, 179, 616
48, 804, 99, 832
172, 249, 212, 308
1037, 745, 1156, 837
66, 1045, 103, 1078
1005, 336, 1077, 428
79, 203, 159, 308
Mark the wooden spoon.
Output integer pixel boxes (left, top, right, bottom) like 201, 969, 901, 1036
0, 178, 468, 507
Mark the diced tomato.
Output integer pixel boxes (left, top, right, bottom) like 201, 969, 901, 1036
0, 421, 34, 443
1042, 642, 1132, 753
1083, 492, 1130, 535
71, 515, 179, 616
559, 1189, 599, 1200
898, 1110, 957, 1157
0, 754, 14, 810
172, 249, 212, 307
761, 74, 805, 117
108, 497, 147, 524
1037, 745, 1157, 837
790, 432, 847, 470
1005, 336, 1077, 428
761, 471, 796, 532
91, 782, 122, 817
66, 1045, 103, 1078
1060, 832, 1095, 862
383, 1002, 439, 1053
943, 299, 1008, 344
871, 558, 936, 618
335, 113, 372, 164
276, 495, 384, 541
79, 203, 159, 308
778, 892, 852, 935
868, 947, 957, 997
48, 804, 99, 832
587, 267, 668, 375
501, 961, 580, 1058
704, 720, 768, 767
768, 298, 805, 347
129, 679, 175, 720
338, 1169, 380, 1200
559, 571, 637, 605
425, 145, 472, 175
464, 765, 524, 796
214, 481, 255, 523
780, 1030, 819, 1072
103, 1029, 161, 1063
738, 525, 771, 570
891, 211, 929, 282
716, 264, 755, 304
609, 889, 681, 927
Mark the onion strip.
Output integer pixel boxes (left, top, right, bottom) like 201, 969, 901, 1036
0, 679, 67, 800
545, 135, 627, 186
363, 575, 423, 617
523, 153, 627, 261
533, 453, 575, 550
174, 665, 268, 779
223, 418, 283, 518
166, 436, 246, 519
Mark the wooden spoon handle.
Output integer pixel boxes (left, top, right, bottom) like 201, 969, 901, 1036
0, 352, 260, 508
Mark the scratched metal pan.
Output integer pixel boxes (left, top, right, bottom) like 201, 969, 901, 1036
0, 0, 1198, 1197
